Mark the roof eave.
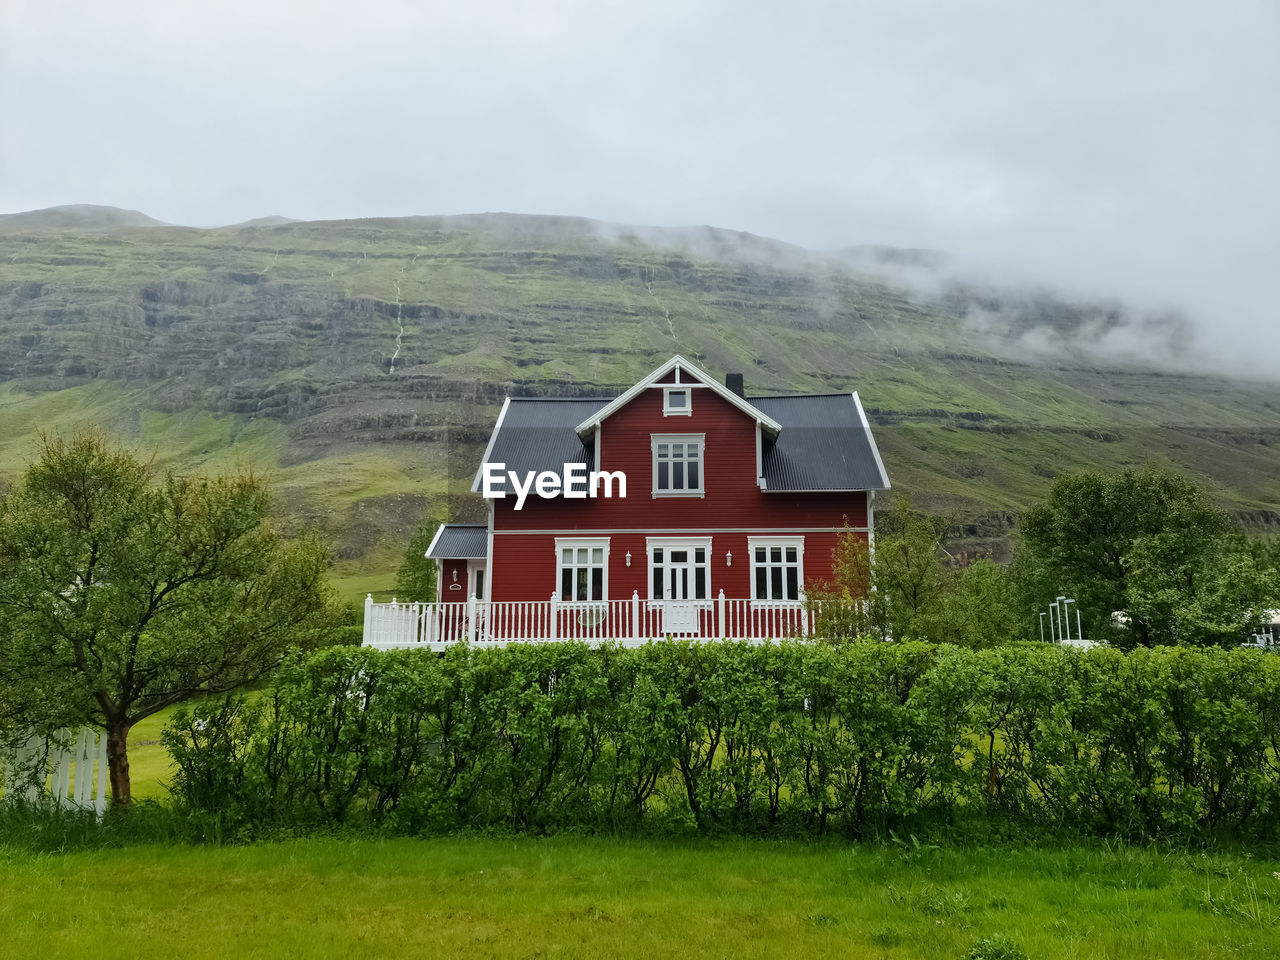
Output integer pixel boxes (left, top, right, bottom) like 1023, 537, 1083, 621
852, 390, 892, 489
470, 395, 512, 494
573, 355, 783, 437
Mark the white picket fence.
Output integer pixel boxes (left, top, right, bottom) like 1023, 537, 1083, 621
0, 727, 110, 815
363, 590, 842, 650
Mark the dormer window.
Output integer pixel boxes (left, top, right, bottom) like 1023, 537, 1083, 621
663, 386, 692, 416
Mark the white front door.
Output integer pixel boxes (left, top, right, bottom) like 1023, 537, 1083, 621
468, 562, 487, 600
652, 542, 709, 635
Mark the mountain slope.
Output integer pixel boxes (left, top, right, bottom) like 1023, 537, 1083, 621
1, 208, 1277, 597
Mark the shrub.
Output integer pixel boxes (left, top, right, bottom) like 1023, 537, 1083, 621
163, 641, 1280, 841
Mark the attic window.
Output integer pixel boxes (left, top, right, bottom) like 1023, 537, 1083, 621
663, 387, 692, 416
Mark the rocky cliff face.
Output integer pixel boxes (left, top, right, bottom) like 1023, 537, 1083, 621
1, 209, 1277, 589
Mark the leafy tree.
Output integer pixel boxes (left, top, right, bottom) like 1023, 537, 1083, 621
809, 524, 880, 640
941, 559, 1022, 648
871, 497, 951, 641
394, 512, 441, 602
1016, 469, 1255, 647
0, 431, 337, 806
812, 498, 1021, 644
1123, 532, 1278, 647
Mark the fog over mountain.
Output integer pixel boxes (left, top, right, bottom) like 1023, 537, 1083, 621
3, 1, 1276, 375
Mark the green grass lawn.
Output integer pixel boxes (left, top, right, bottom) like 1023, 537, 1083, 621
0, 835, 1277, 959
124, 708, 179, 802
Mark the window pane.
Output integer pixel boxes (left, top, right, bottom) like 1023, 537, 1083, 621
755, 547, 765, 564
657, 443, 668, 457
654, 549, 663, 563
591, 548, 603, 564
786, 567, 799, 599
695, 567, 706, 599
653, 566, 662, 598
687, 462, 699, 488
561, 569, 573, 601
687, 443, 700, 461
591, 568, 603, 601
770, 567, 782, 600
673, 461, 685, 488
672, 551, 687, 563
658, 462, 669, 489
771, 547, 782, 563
695, 549, 705, 563
669, 391, 686, 408
755, 567, 766, 599
576, 568, 588, 601
786, 547, 797, 563
562, 548, 572, 564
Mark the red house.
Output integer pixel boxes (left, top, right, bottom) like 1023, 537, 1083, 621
365, 356, 889, 647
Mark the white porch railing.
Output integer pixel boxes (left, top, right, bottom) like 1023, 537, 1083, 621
363, 590, 826, 650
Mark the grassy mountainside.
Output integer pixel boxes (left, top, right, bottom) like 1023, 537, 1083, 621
2, 206, 1278, 597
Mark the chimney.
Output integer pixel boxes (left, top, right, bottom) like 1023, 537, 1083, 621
725, 372, 745, 398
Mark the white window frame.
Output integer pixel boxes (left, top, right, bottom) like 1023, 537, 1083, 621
554, 537, 610, 602
663, 386, 692, 416
646, 537, 714, 601
651, 433, 705, 498
748, 536, 805, 602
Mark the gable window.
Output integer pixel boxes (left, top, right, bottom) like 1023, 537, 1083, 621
652, 434, 705, 497
556, 537, 609, 601
749, 537, 804, 601
663, 386, 692, 416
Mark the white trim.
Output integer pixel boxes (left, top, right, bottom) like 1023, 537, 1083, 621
868, 489, 876, 559
747, 536, 806, 601
651, 433, 706, 498
494, 526, 870, 535
425, 523, 446, 558
485, 500, 495, 602
555, 536, 611, 601
468, 560, 488, 600
470, 395, 512, 494
852, 391, 891, 489
663, 385, 693, 416
755, 422, 763, 488
574, 355, 782, 438
593, 422, 602, 472
645, 536, 714, 601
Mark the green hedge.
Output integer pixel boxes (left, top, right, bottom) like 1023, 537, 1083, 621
162, 642, 1280, 839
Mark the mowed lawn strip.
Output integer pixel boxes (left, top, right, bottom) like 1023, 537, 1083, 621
1, 837, 1278, 959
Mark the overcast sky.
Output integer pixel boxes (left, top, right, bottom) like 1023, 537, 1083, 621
2, 1, 1277, 367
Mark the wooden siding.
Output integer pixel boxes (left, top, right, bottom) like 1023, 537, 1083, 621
488, 367, 869, 602
491, 528, 866, 602
439, 558, 470, 602
493, 374, 867, 534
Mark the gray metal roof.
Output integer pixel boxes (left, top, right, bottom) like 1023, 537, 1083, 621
481, 398, 604, 480
473, 391, 888, 494
427, 524, 488, 559
750, 394, 890, 491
